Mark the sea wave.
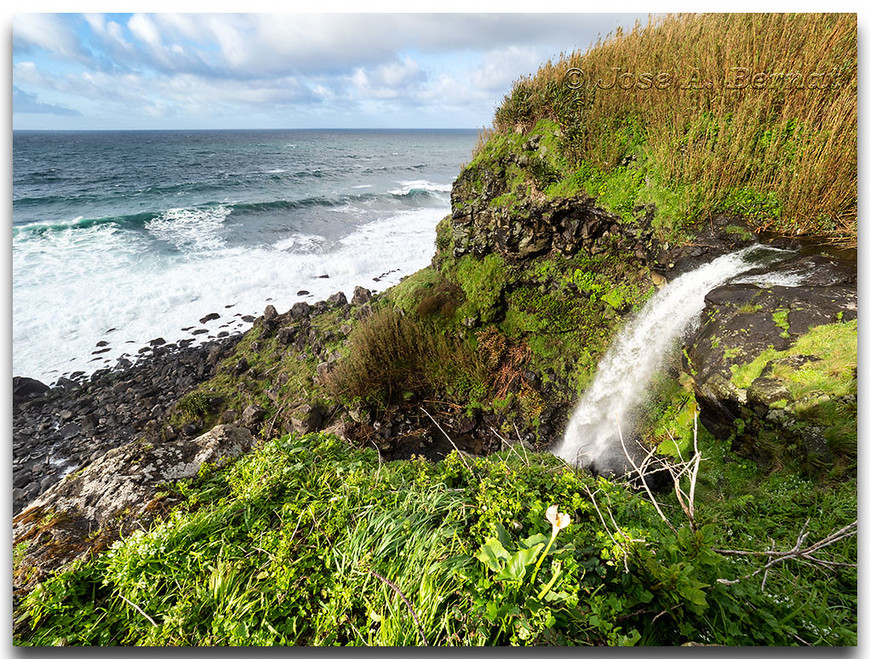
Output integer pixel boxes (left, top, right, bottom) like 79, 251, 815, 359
146, 206, 232, 252
389, 179, 452, 196
12, 206, 446, 383
13, 184, 449, 237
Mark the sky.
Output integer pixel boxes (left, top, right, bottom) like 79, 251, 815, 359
11, 12, 653, 130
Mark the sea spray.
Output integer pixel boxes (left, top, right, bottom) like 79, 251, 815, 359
553, 245, 791, 474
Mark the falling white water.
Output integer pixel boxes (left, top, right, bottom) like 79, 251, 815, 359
553, 245, 792, 473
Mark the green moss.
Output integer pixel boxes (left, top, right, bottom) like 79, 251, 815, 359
490, 192, 517, 208
385, 267, 443, 315
453, 253, 510, 324
544, 171, 587, 198
730, 347, 780, 388
731, 320, 856, 395
601, 288, 625, 310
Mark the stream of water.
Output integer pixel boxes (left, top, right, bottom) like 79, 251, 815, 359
553, 245, 796, 474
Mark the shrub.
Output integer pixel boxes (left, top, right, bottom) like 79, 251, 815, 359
324, 307, 486, 408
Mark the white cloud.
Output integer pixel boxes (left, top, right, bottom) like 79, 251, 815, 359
128, 14, 163, 51
469, 46, 544, 92
13, 14, 83, 60
12, 12, 651, 129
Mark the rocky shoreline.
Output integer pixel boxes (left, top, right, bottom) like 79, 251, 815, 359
12, 334, 242, 516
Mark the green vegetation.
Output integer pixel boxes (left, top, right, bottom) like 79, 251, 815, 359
15, 431, 856, 646
13, 13, 858, 647
324, 306, 488, 410
488, 14, 856, 246
730, 320, 856, 394
727, 320, 857, 473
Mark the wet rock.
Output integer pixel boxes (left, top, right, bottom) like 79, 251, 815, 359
12, 333, 243, 516
684, 256, 857, 469
199, 312, 220, 324
12, 377, 50, 408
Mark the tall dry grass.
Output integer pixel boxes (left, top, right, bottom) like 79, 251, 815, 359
493, 13, 857, 245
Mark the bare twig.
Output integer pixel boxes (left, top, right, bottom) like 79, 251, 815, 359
716, 521, 857, 586
490, 425, 529, 467
617, 421, 677, 535
583, 484, 617, 545
368, 569, 429, 646
368, 439, 384, 481
421, 407, 473, 474
118, 594, 158, 627
512, 423, 531, 465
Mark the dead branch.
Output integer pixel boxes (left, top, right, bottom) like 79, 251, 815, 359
617, 421, 677, 535
715, 520, 857, 588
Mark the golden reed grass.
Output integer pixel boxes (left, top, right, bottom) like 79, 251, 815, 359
492, 14, 856, 246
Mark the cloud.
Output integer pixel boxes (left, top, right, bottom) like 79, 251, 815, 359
350, 56, 428, 100
12, 14, 83, 60
12, 12, 651, 129
12, 86, 81, 116
468, 45, 548, 92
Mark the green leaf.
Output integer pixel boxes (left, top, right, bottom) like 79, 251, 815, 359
495, 524, 515, 551
476, 538, 511, 573
495, 545, 543, 583
518, 533, 548, 550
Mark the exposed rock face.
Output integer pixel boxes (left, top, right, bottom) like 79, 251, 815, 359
684, 252, 857, 468
451, 188, 630, 260
13, 425, 256, 594
12, 336, 241, 516
447, 144, 760, 272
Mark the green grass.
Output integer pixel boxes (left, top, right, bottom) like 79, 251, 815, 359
15, 431, 856, 646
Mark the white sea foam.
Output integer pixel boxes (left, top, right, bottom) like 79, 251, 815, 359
389, 179, 452, 196
145, 206, 231, 252
273, 233, 328, 253
13, 206, 447, 383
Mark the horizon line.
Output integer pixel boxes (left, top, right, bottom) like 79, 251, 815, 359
12, 126, 482, 132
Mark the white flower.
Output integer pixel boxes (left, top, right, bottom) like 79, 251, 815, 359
546, 504, 571, 532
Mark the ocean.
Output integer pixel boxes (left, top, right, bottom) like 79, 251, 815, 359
12, 129, 478, 384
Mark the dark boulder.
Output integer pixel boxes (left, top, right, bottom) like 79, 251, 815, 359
352, 286, 372, 306
12, 377, 50, 408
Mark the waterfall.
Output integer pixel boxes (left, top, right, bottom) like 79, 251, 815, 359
553, 245, 789, 474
